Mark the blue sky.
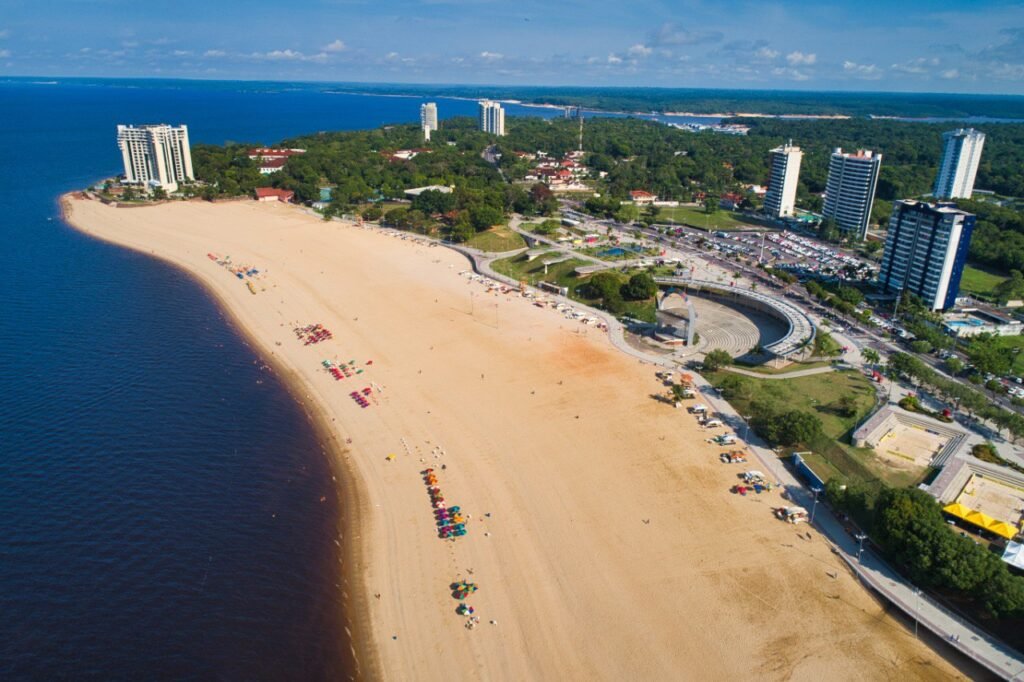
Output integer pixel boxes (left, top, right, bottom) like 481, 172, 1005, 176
2, 0, 1024, 93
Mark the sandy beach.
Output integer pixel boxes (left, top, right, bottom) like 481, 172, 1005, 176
64, 196, 962, 680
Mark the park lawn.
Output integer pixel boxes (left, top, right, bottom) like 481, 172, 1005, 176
656, 206, 771, 231
467, 226, 527, 252
707, 369, 918, 487
984, 335, 1024, 376
491, 254, 657, 322
959, 265, 1007, 298
492, 252, 588, 289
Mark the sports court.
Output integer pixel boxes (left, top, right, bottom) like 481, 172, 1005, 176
875, 422, 950, 468
956, 474, 1024, 529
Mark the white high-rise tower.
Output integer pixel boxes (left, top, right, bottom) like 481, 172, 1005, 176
478, 100, 505, 136
822, 148, 882, 241
420, 102, 438, 141
117, 124, 194, 192
763, 141, 802, 219
933, 128, 985, 200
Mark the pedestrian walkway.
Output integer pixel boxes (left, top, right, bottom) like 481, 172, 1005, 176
722, 364, 837, 380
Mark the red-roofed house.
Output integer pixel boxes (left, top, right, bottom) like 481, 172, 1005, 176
257, 157, 289, 175
248, 148, 305, 160
719, 192, 745, 210
255, 187, 295, 203
630, 190, 658, 204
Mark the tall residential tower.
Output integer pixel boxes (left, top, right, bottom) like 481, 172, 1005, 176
420, 102, 438, 141
822, 148, 882, 240
478, 100, 505, 136
933, 128, 985, 200
763, 142, 802, 219
117, 124, 194, 192
878, 200, 975, 311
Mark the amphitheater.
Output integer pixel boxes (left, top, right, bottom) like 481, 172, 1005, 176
654, 278, 816, 362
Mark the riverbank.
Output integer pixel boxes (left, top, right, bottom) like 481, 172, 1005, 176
64, 195, 962, 680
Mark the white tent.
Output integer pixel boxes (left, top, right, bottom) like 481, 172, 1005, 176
1002, 542, 1024, 571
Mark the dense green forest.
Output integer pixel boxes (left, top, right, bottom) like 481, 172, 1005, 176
192, 113, 1024, 273
335, 83, 1024, 119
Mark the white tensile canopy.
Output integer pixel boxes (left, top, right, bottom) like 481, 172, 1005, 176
1002, 541, 1024, 571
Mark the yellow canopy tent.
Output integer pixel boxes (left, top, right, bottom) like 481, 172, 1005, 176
942, 503, 973, 520
964, 510, 997, 531
985, 520, 1020, 541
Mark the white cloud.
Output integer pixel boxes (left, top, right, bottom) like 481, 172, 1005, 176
755, 47, 779, 60
173, 50, 193, 57
772, 66, 811, 81
786, 51, 816, 66
480, 51, 503, 61
323, 39, 346, 53
262, 49, 303, 60
628, 43, 652, 58
843, 60, 881, 78
607, 53, 623, 64
203, 49, 226, 58
941, 69, 960, 79
0, 49, 9, 58
0, 29, 10, 39
890, 57, 939, 75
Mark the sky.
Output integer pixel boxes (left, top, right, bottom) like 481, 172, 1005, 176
2, 0, 1024, 94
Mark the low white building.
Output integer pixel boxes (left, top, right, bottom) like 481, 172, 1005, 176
943, 308, 1023, 338
404, 185, 453, 197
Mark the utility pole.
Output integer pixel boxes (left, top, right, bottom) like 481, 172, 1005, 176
810, 487, 822, 523
855, 533, 867, 563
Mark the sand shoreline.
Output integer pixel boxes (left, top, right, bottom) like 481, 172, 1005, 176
63, 195, 962, 680
61, 195, 379, 679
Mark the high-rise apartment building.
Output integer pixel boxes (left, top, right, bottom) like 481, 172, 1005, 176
933, 128, 985, 200
822, 148, 882, 240
878, 200, 975, 311
763, 142, 802, 218
478, 100, 505, 136
117, 124, 194, 192
420, 102, 438, 141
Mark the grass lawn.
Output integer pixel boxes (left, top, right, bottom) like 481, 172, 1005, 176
656, 206, 770, 231
982, 335, 1024, 376
959, 265, 1007, 299
707, 369, 920, 487
466, 226, 527, 252
492, 252, 589, 289
491, 253, 656, 322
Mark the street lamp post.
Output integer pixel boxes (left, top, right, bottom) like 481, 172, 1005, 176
741, 416, 750, 444
855, 533, 867, 563
810, 487, 822, 523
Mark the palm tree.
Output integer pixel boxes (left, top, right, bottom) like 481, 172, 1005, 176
862, 348, 880, 369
